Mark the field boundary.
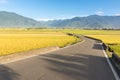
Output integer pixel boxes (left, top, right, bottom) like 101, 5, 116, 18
84, 35, 120, 79
102, 43, 120, 77
0, 34, 84, 64
101, 45, 120, 80
0, 46, 59, 64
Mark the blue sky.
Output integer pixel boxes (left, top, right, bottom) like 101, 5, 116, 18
0, 0, 120, 21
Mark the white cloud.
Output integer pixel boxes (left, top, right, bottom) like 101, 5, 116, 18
115, 13, 120, 16
37, 18, 55, 21
36, 18, 68, 21
0, 0, 8, 4
36, 15, 89, 21
95, 11, 104, 15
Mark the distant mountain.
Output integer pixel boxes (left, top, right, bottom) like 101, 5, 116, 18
45, 15, 120, 29
0, 11, 41, 28
1, 11, 120, 29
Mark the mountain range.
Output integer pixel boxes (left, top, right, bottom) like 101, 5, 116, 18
44, 15, 120, 29
0, 11, 41, 28
0, 11, 120, 29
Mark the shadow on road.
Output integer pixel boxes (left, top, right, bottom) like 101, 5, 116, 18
92, 43, 102, 50
40, 53, 89, 80
39, 51, 115, 80
0, 65, 20, 80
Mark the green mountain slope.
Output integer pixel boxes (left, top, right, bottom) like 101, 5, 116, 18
45, 15, 120, 29
1, 11, 120, 29
0, 11, 41, 28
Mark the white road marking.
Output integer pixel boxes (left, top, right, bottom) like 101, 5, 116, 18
101, 44, 120, 80
59, 40, 85, 49
1, 40, 85, 64
1, 37, 118, 80
1, 49, 59, 65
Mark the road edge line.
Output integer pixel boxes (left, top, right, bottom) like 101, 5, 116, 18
1, 49, 59, 65
59, 40, 85, 50
1, 40, 85, 65
101, 44, 120, 80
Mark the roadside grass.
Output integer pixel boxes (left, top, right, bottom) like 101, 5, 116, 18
0, 29, 80, 56
109, 44, 120, 57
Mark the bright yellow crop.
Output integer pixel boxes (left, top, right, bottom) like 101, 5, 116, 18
0, 32, 79, 56
86, 35, 120, 56
87, 35, 120, 44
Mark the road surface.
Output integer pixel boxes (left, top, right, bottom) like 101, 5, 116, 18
0, 36, 116, 80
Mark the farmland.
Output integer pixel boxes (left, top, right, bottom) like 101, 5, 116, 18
57, 29, 120, 56
0, 28, 120, 57
0, 29, 79, 56
57, 29, 120, 35
86, 35, 120, 56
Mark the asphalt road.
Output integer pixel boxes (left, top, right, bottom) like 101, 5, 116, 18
0, 36, 116, 80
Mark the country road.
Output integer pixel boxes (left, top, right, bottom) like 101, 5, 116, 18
0, 36, 116, 80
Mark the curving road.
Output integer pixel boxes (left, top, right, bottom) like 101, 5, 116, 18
0, 36, 116, 80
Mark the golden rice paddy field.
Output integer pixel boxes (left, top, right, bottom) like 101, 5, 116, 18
0, 29, 79, 56
57, 29, 120, 56
0, 28, 120, 57
86, 35, 120, 56
86, 35, 120, 44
